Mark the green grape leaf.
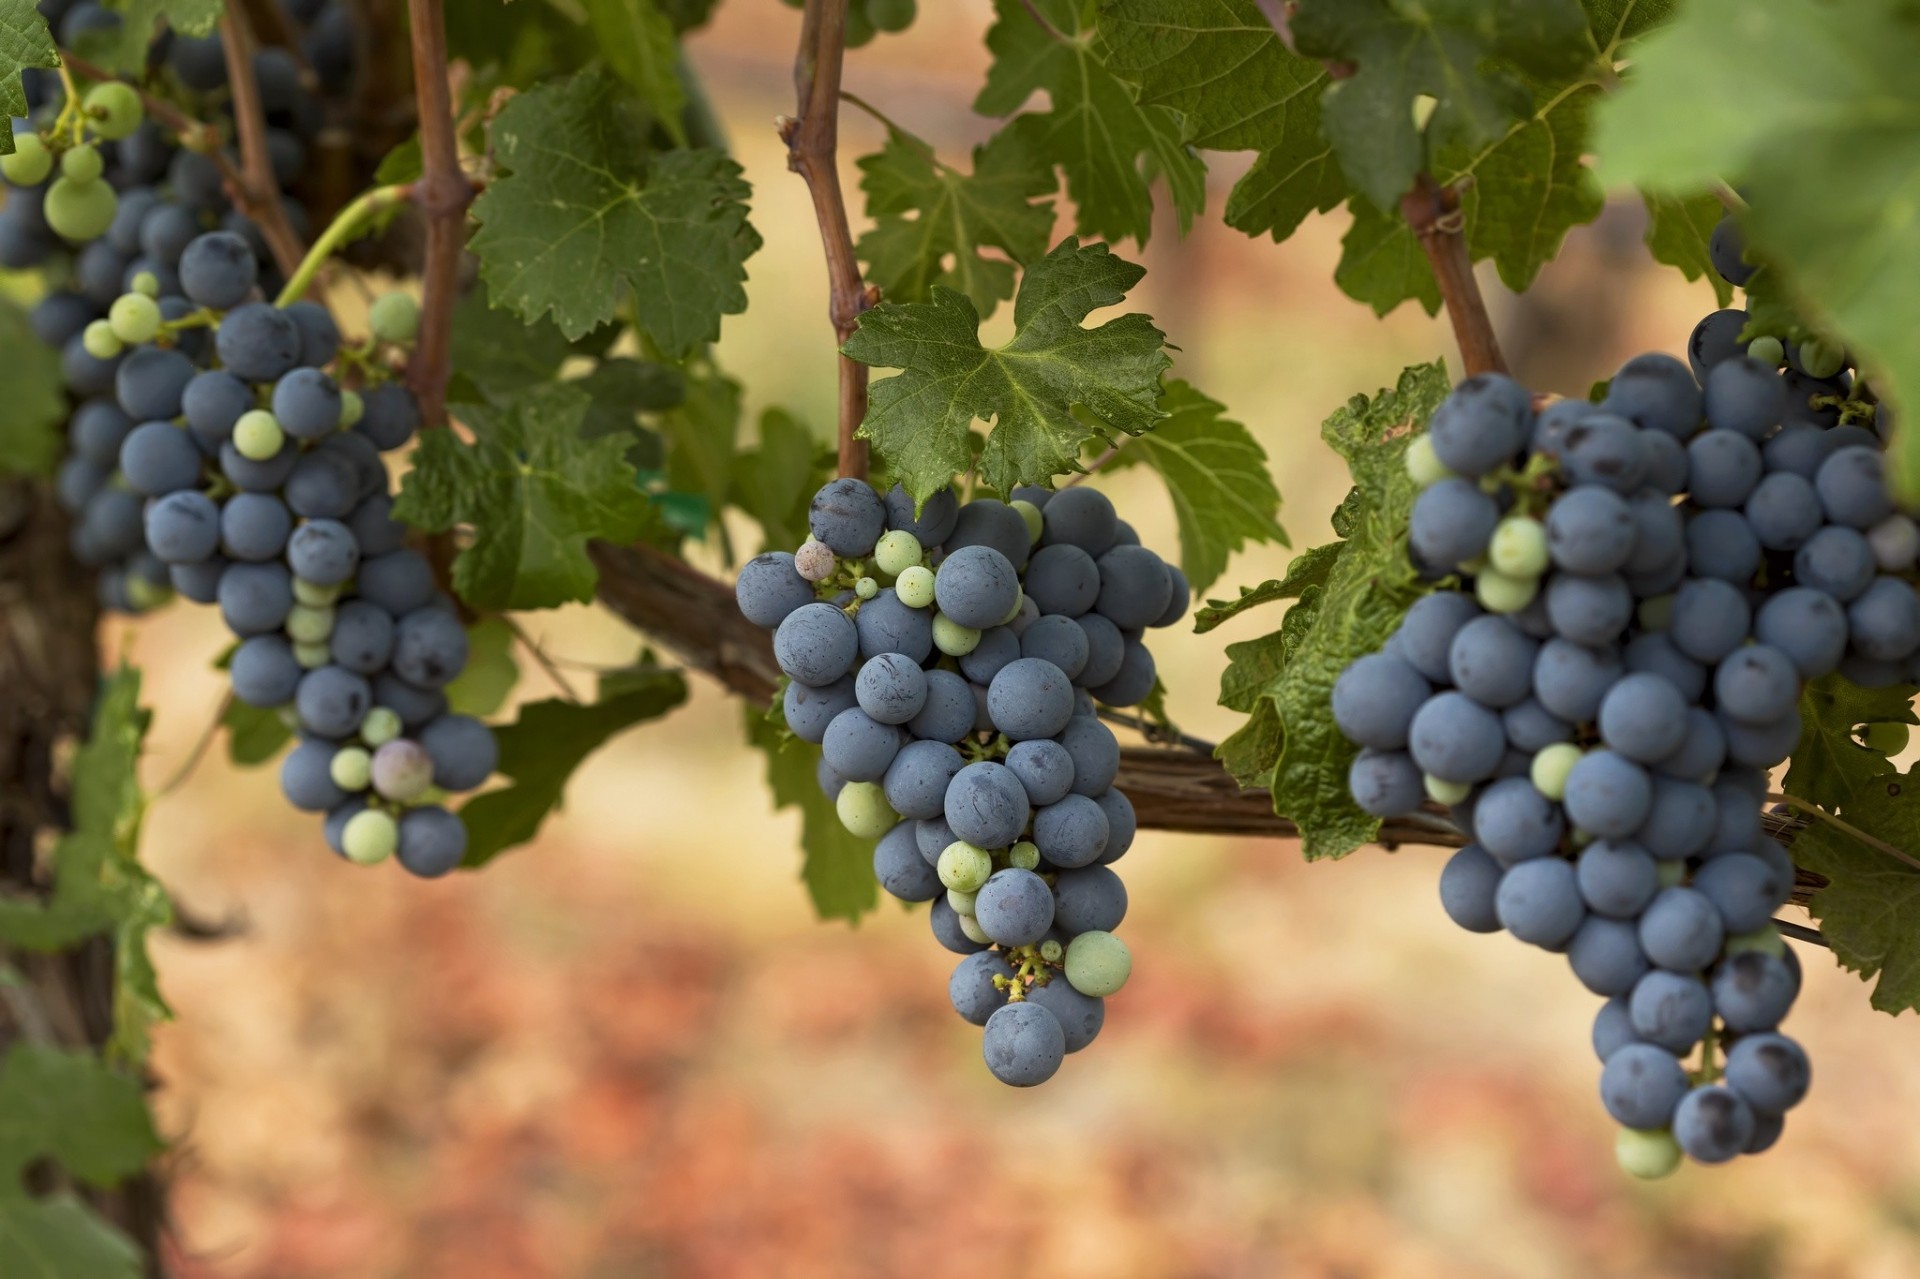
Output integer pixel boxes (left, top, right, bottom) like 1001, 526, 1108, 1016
1792, 764, 1920, 1014
573, 359, 683, 454
581, 0, 687, 146
458, 664, 688, 869
0, 294, 67, 476
92, 0, 219, 74
1106, 379, 1287, 594
1642, 191, 1735, 309
1581, 0, 1676, 45
447, 0, 598, 88
0, 1043, 162, 1191
842, 237, 1169, 504
974, 0, 1205, 245
744, 709, 877, 924
1785, 677, 1919, 818
855, 123, 1056, 320
223, 700, 292, 767
1213, 363, 1449, 859
731, 408, 826, 555
1334, 198, 1440, 316
374, 136, 424, 186
447, 281, 580, 400
0, 667, 171, 1061
1591, 0, 1920, 494
396, 383, 665, 610
0, 1195, 142, 1278
445, 619, 520, 718
1195, 540, 1342, 634
657, 357, 740, 527
1290, 0, 1593, 211
469, 66, 759, 348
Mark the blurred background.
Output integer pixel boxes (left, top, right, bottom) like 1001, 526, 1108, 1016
119, 3, 1920, 1276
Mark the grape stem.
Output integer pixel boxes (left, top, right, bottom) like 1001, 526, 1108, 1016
217, 4, 310, 283
500, 616, 583, 704
405, 0, 475, 431
274, 183, 414, 308
1402, 173, 1508, 377
782, 0, 876, 483
58, 49, 230, 167
1767, 791, 1920, 873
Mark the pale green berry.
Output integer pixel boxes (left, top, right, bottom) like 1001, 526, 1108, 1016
1530, 742, 1584, 801
932, 613, 980, 656
293, 642, 331, 668
0, 133, 51, 185
854, 576, 878, 600
947, 888, 978, 916
835, 781, 896, 839
82, 319, 122, 360
233, 409, 284, 461
341, 808, 399, 865
1425, 774, 1472, 806
1010, 498, 1043, 543
1009, 840, 1040, 871
109, 293, 161, 345
958, 913, 991, 944
1488, 517, 1549, 579
1615, 1127, 1682, 1180
937, 841, 993, 893
895, 565, 935, 609
1475, 568, 1538, 614
293, 578, 342, 607
340, 389, 364, 428
1746, 335, 1784, 367
873, 528, 922, 576
129, 270, 160, 299
1405, 435, 1454, 488
330, 746, 373, 791
369, 292, 421, 344
1064, 930, 1131, 997
360, 706, 404, 747
286, 604, 336, 645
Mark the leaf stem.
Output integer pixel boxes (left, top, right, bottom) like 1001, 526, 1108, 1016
405, 0, 473, 430
1768, 791, 1920, 873
1401, 173, 1508, 377
274, 183, 413, 308
218, 5, 308, 282
502, 616, 582, 704
784, 0, 875, 482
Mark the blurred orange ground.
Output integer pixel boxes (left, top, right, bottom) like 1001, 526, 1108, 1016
111, 4, 1920, 1277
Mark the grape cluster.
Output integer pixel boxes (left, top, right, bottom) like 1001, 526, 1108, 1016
13, 0, 354, 611
1334, 221, 1916, 1173
737, 477, 1188, 1085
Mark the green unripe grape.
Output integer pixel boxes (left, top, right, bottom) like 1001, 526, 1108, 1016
129, 271, 160, 298
286, 604, 336, 645
932, 613, 980, 656
1746, 335, 1785, 367
1530, 742, 1584, 801
1009, 498, 1043, 543
937, 840, 993, 893
1405, 434, 1453, 488
293, 641, 331, 668
339, 389, 364, 428
341, 808, 399, 866
998, 590, 1025, 627
958, 912, 990, 944
368, 292, 421, 344
1615, 1127, 1682, 1180
360, 706, 404, 747
895, 565, 935, 609
947, 888, 978, 917
108, 292, 162, 345
83, 82, 144, 141
0, 133, 51, 185
1425, 774, 1472, 806
82, 318, 122, 360
835, 780, 896, 839
293, 578, 342, 607
44, 174, 117, 241
330, 746, 373, 791
233, 409, 285, 460
1009, 840, 1040, 871
1724, 924, 1787, 958
1038, 939, 1063, 963
854, 576, 878, 600
1656, 859, 1687, 888
843, 4, 875, 45
1637, 594, 1674, 632
1474, 567, 1538, 614
873, 528, 922, 576
1488, 517, 1549, 579
60, 145, 103, 183
125, 576, 171, 610
1861, 721, 1909, 755
1797, 336, 1844, 379
867, 0, 916, 32
1064, 930, 1131, 997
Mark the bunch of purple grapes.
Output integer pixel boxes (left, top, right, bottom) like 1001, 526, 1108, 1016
736, 477, 1189, 1085
1334, 216, 1916, 1173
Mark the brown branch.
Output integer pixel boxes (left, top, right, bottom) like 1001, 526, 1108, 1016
1402, 173, 1507, 377
217, 6, 308, 282
781, 0, 875, 482
404, 0, 473, 429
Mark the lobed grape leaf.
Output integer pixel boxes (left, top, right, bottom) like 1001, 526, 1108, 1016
1209, 363, 1449, 859
445, 619, 520, 718
730, 408, 827, 555
0, 1043, 162, 1191
0, 667, 171, 1061
0, 0, 56, 155
93, 0, 218, 75
1106, 379, 1287, 594
1289, 0, 1592, 212
744, 709, 877, 924
974, 0, 1204, 246
222, 699, 292, 767
459, 663, 689, 869
1195, 540, 1342, 634
1793, 763, 1920, 1014
1642, 191, 1735, 309
399, 383, 669, 610
469, 66, 759, 348
842, 237, 1169, 505
1785, 677, 1920, 818
0, 295, 68, 476
655, 358, 740, 535
447, 0, 599, 88
1333, 197, 1440, 317
581, 0, 687, 145
0, 1195, 142, 1279
855, 123, 1056, 320
1591, 0, 1920, 494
